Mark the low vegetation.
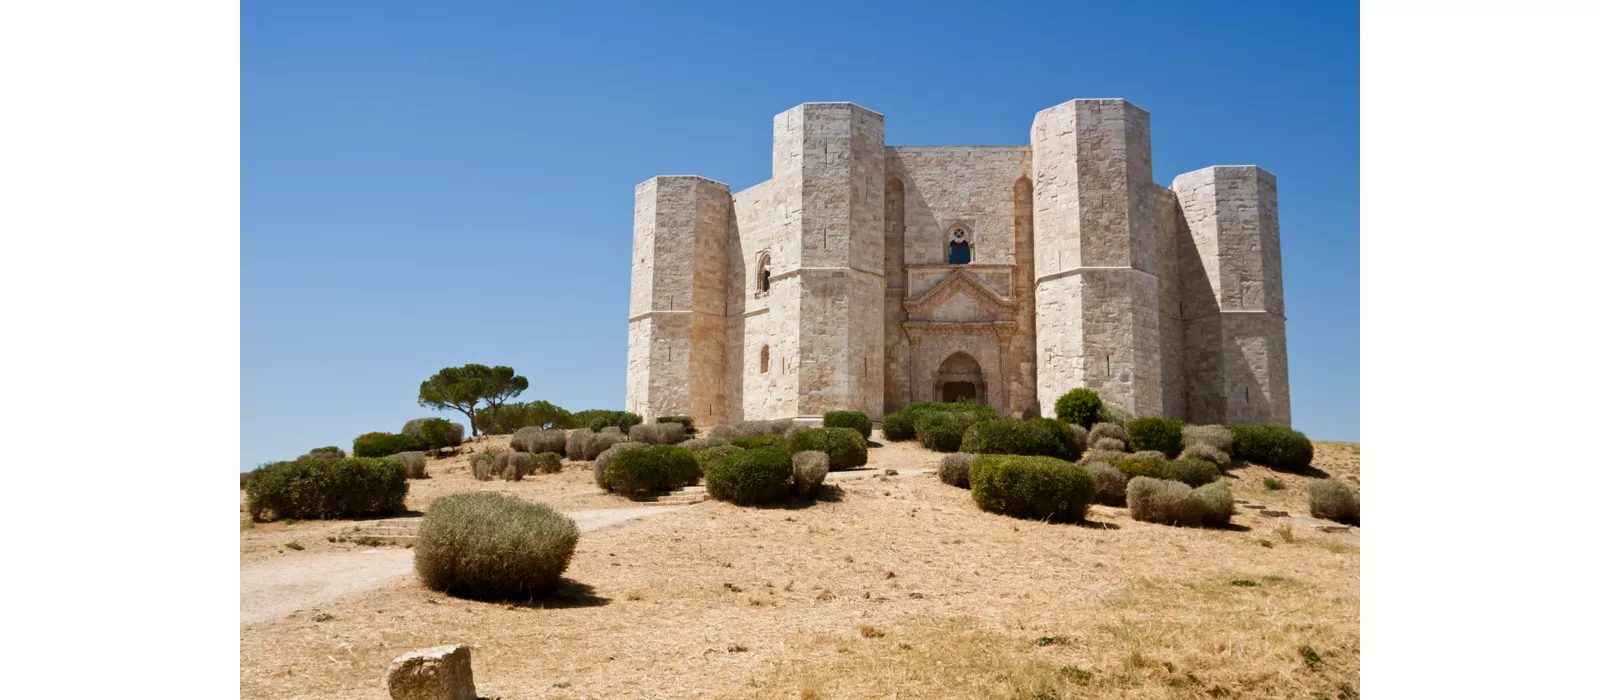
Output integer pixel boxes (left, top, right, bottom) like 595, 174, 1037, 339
593, 442, 644, 491
790, 451, 829, 498
1087, 461, 1128, 506
958, 418, 1067, 459
1308, 479, 1360, 525
1181, 424, 1234, 454
1053, 387, 1102, 428
938, 452, 976, 488
786, 426, 868, 470
703, 445, 792, 506
655, 415, 695, 435
822, 410, 872, 440
245, 457, 408, 522
882, 401, 997, 443
1126, 416, 1184, 457
393, 451, 427, 479
679, 436, 729, 451
628, 422, 687, 445
572, 409, 642, 432
510, 426, 566, 455
413, 492, 579, 600
1231, 423, 1315, 471
351, 432, 421, 458
968, 455, 1095, 522
1126, 476, 1235, 527
605, 445, 699, 499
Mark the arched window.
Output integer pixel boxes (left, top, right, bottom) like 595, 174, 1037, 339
759, 345, 770, 373
755, 253, 772, 295
948, 227, 971, 265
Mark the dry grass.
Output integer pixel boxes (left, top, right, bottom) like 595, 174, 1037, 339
1227, 441, 1362, 513
241, 432, 1358, 699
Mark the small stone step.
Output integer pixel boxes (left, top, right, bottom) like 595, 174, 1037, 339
1316, 525, 1352, 533
1260, 510, 1288, 518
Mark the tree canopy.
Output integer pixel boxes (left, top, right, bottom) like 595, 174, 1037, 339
418, 364, 528, 436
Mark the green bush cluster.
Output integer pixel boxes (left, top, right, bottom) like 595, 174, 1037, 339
572, 409, 643, 432
529, 452, 562, 474
708, 419, 793, 440
823, 411, 873, 440
913, 406, 994, 453
1229, 424, 1314, 471
1165, 458, 1221, 487
882, 401, 997, 443
786, 427, 868, 470
605, 445, 698, 499
245, 458, 408, 522
791, 451, 830, 498
593, 442, 643, 490
1127, 417, 1184, 457
731, 434, 784, 450
1308, 479, 1360, 525
1113, 451, 1171, 481
414, 492, 579, 600
968, 455, 1095, 522
680, 437, 729, 451
693, 444, 745, 471
352, 432, 423, 458
655, 415, 695, 435
1126, 477, 1234, 527
938, 453, 976, 489
959, 418, 1068, 459
628, 422, 688, 445
703, 446, 792, 506
308, 446, 342, 456
1053, 388, 1102, 428
475, 400, 574, 435
419, 419, 464, 451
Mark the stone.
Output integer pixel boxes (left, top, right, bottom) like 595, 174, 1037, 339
386, 644, 476, 700
626, 99, 1291, 429
1260, 510, 1288, 518
1316, 525, 1352, 533
883, 469, 898, 476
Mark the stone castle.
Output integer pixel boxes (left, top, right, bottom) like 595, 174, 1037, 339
626, 98, 1290, 428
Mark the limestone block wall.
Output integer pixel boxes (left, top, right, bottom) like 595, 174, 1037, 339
1155, 186, 1189, 418
624, 176, 729, 425
1172, 165, 1290, 426
1031, 99, 1164, 417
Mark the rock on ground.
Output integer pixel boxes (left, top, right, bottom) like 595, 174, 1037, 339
386, 644, 476, 700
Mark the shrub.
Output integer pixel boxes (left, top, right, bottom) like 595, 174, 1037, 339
529, 452, 562, 474
1126, 477, 1234, 527
352, 433, 422, 458
1087, 422, 1127, 446
823, 411, 873, 440
599, 425, 625, 437
886, 402, 997, 443
1178, 443, 1229, 467
791, 451, 829, 498
495, 452, 536, 481
786, 427, 868, 470
938, 453, 976, 489
694, 444, 744, 471
680, 437, 730, 451
1127, 417, 1184, 457
704, 446, 792, 506
401, 418, 430, 441
1308, 480, 1360, 525
1096, 404, 1132, 426
394, 451, 427, 479
240, 470, 252, 490
1229, 424, 1315, 471
566, 429, 596, 461
309, 446, 342, 456
297, 451, 341, 461
914, 411, 984, 452
656, 415, 695, 435
511, 427, 567, 455
968, 455, 1095, 522
414, 492, 579, 600
417, 419, 465, 451
593, 442, 644, 491
245, 458, 407, 521
1065, 423, 1089, 454
606, 446, 674, 498
1087, 461, 1128, 506
708, 424, 737, 440
1181, 424, 1234, 455
1092, 437, 1126, 452
731, 434, 784, 450
1166, 458, 1221, 487
629, 422, 687, 445
469, 453, 495, 481
1114, 452, 1170, 481
959, 418, 1064, 458
1079, 448, 1126, 466
882, 410, 918, 441
584, 430, 628, 460
1028, 418, 1082, 461
572, 409, 643, 432
1054, 388, 1102, 428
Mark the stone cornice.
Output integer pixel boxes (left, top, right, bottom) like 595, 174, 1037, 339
903, 269, 1018, 319
768, 266, 885, 283
1034, 266, 1158, 286
902, 320, 1019, 338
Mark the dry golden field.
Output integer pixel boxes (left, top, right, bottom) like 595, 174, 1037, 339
240, 436, 1359, 699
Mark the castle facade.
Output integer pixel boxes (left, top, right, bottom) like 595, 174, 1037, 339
626, 99, 1290, 427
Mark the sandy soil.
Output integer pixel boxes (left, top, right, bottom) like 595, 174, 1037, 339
240, 435, 1359, 699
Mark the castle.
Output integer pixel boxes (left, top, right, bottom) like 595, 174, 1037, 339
625, 98, 1290, 428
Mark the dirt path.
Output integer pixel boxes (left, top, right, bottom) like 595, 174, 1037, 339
240, 506, 685, 625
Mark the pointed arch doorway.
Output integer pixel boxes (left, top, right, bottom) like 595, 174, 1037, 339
935, 352, 985, 404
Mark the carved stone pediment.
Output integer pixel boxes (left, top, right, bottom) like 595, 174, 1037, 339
903, 269, 1018, 322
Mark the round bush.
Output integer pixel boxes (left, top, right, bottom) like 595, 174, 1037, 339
680, 437, 730, 451
823, 411, 873, 440
1096, 404, 1132, 426
969, 455, 1095, 522
511, 427, 567, 455
1126, 477, 1233, 527
414, 492, 580, 600
786, 427, 868, 470
394, 451, 427, 479
1166, 458, 1220, 487
1181, 424, 1234, 455
401, 418, 431, 441
529, 452, 562, 474
245, 458, 408, 521
565, 429, 596, 461
1054, 388, 1102, 428
584, 430, 628, 460
1087, 422, 1127, 446
1126, 417, 1184, 457
704, 446, 792, 506
1092, 437, 1126, 452
1114, 452, 1170, 481
628, 422, 687, 445
694, 444, 744, 471
308, 446, 342, 456
593, 442, 643, 491
656, 415, 695, 435
1065, 423, 1089, 455
1308, 479, 1360, 525
882, 410, 917, 441
417, 419, 465, 451
496, 452, 535, 481
1229, 424, 1314, 471
914, 411, 983, 453
606, 446, 674, 498
791, 451, 829, 498
1178, 443, 1229, 467
1079, 448, 1126, 466
938, 452, 977, 489
353, 433, 422, 458
959, 418, 1064, 458
1087, 461, 1128, 506
658, 445, 700, 487
469, 453, 495, 481
731, 434, 784, 450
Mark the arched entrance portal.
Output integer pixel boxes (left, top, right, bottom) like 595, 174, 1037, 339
935, 352, 985, 405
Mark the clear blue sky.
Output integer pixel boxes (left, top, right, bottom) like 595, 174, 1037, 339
242, 0, 1358, 470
